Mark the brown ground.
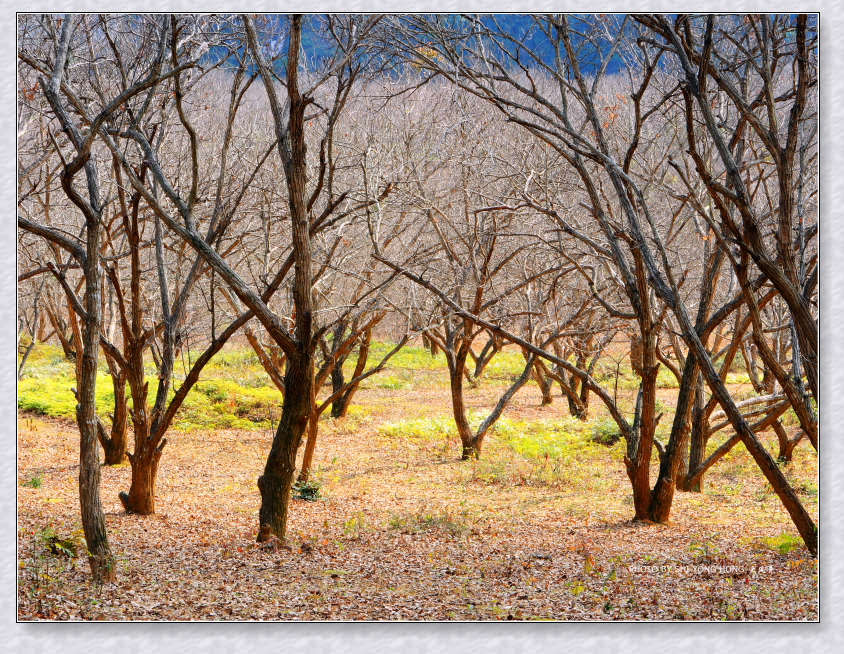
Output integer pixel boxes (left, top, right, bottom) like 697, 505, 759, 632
17, 379, 818, 621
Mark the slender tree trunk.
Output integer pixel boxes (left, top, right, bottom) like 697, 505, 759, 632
297, 396, 319, 484
258, 352, 312, 541
77, 256, 115, 581
649, 357, 698, 521
331, 329, 370, 419
682, 373, 707, 492
449, 351, 479, 459
75, 183, 115, 581
531, 358, 553, 405
38, 17, 115, 581
100, 371, 128, 465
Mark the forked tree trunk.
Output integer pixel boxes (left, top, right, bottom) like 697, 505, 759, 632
648, 357, 698, 522
330, 367, 351, 418
628, 361, 659, 521
330, 330, 370, 419
531, 358, 554, 405
451, 345, 536, 461
774, 421, 803, 462
623, 308, 660, 522
461, 438, 483, 460
330, 358, 346, 417
42, 19, 116, 581
564, 353, 590, 420
472, 335, 499, 379
565, 371, 590, 420
578, 378, 590, 416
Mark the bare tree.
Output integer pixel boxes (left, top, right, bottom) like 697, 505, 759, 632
18, 14, 116, 581
386, 13, 817, 553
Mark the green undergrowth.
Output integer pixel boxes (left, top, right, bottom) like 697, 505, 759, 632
18, 343, 396, 433
378, 412, 626, 490
18, 344, 282, 432
14, 341, 791, 437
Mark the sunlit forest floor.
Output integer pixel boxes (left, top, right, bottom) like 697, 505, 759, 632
17, 343, 818, 620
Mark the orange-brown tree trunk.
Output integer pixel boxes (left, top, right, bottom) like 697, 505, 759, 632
297, 399, 319, 484
450, 354, 480, 459
625, 323, 659, 522
120, 445, 162, 515
99, 370, 128, 465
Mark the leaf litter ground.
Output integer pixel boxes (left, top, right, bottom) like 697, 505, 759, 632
17, 376, 818, 621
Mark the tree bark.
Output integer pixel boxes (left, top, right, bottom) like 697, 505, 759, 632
40, 15, 116, 581
648, 356, 698, 521
99, 366, 128, 465
77, 233, 115, 580
330, 328, 371, 419
119, 446, 162, 515
449, 350, 478, 459
297, 392, 319, 484
247, 14, 315, 543
258, 352, 312, 541
531, 357, 554, 405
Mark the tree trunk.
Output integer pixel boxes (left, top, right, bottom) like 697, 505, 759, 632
39, 20, 115, 582
774, 421, 803, 463
330, 329, 370, 419
247, 14, 315, 543
531, 359, 553, 405
77, 300, 115, 581
473, 335, 499, 379
258, 353, 311, 542
625, 325, 659, 522
565, 351, 590, 420
330, 389, 351, 418
666, 288, 817, 554
297, 400, 319, 484
461, 438, 483, 460
449, 352, 477, 459
648, 356, 698, 522
101, 371, 128, 465
75, 181, 115, 582
329, 358, 346, 418
630, 369, 658, 521
681, 373, 707, 492
564, 370, 591, 419
119, 446, 162, 515
578, 372, 590, 417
